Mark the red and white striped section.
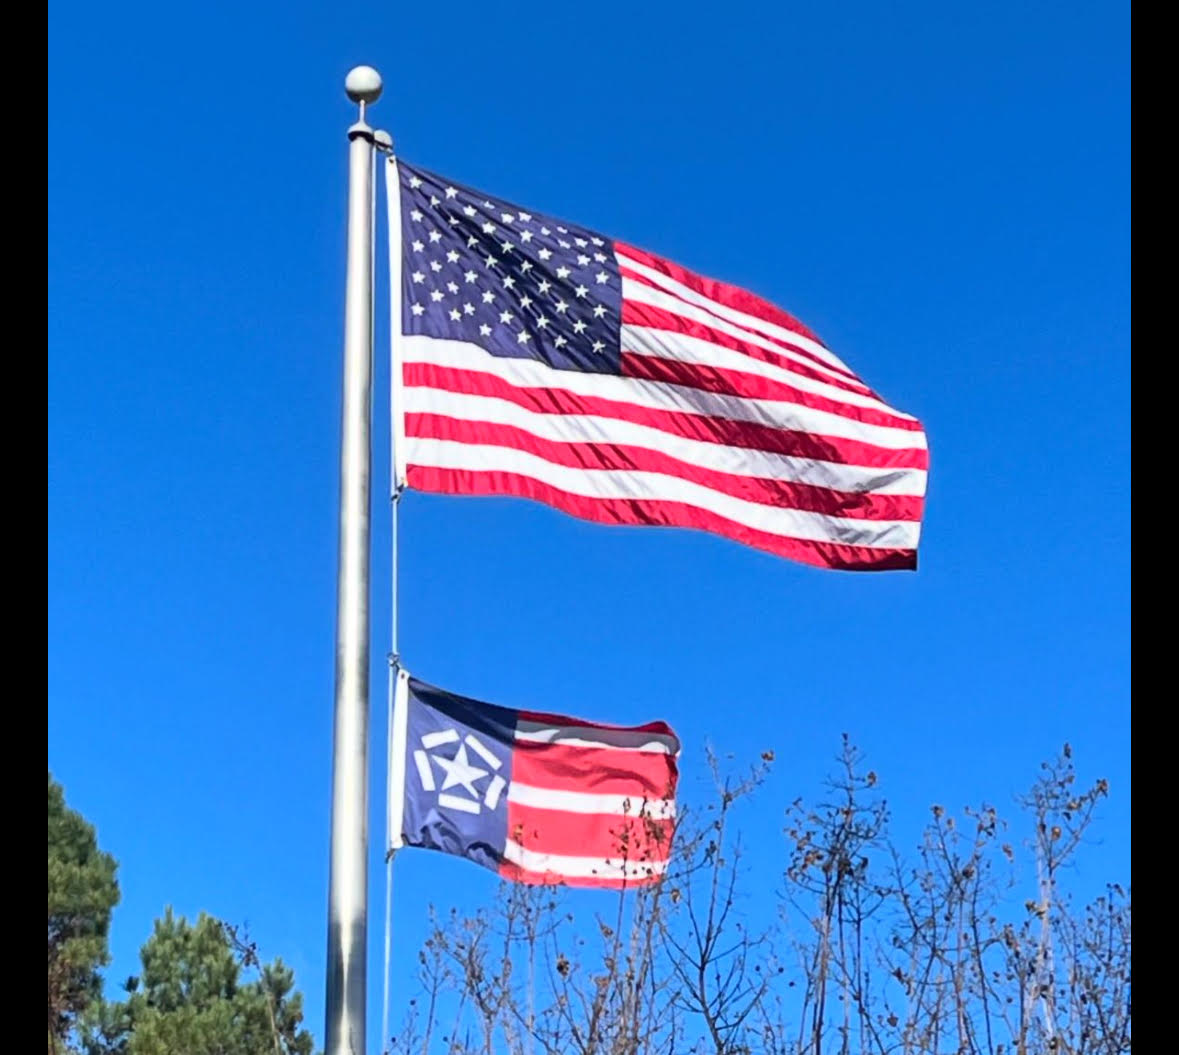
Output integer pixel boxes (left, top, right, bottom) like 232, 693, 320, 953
501, 712, 679, 888
396, 243, 928, 571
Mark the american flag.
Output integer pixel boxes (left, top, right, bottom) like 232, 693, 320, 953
389, 670, 679, 888
387, 160, 928, 571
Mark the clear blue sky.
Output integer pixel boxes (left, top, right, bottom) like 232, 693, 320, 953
48, 0, 1130, 1045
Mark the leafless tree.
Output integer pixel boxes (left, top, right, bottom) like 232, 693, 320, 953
387, 744, 1129, 1055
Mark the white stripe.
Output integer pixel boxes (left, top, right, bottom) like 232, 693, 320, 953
514, 717, 680, 754
421, 729, 459, 749
465, 733, 502, 770
406, 437, 922, 549
622, 321, 908, 420
484, 775, 506, 810
503, 839, 670, 881
438, 792, 480, 814
412, 749, 435, 793
616, 248, 855, 378
508, 782, 676, 818
403, 336, 926, 452
514, 729, 674, 753
404, 383, 926, 497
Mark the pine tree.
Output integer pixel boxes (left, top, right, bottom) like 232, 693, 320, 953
48, 772, 120, 1053
85, 909, 316, 1055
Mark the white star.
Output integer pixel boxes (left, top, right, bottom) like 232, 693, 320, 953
411, 271, 425, 284
577, 254, 590, 266
540, 226, 551, 235
446, 281, 459, 294
575, 237, 588, 248
411, 240, 424, 253
574, 284, 588, 298
592, 340, 605, 353
429, 194, 441, 206
591, 237, 604, 246
429, 261, 443, 273
445, 186, 458, 199
447, 216, 460, 226
516, 330, 531, 345
433, 743, 489, 796
500, 240, 514, 254
519, 294, 533, 308
482, 200, 494, 208
520, 230, 533, 243
503, 276, 516, 289
482, 221, 496, 234
518, 211, 533, 222
466, 236, 480, 248
430, 290, 444, 302
428, 230, 442, 243
449, 308, 461, 321
554, 299, 568, 313
499, 310, 515, 324
410, 208, 423, 222
463, 205, 477, 217
538, 248, 553, 262
592, 304, 608, 318
479, 323, 492, 336
500, 212, 515, 223
573, 319, 587, 334
408, 175, 422, 189
594, 252, 607, 262
537, 279, 552, 293
464, 270, 478, 283
558, 239, 571, 249
536, 315, 549, 329
411, 303, 424, 316
554, 335, 567, 348
484, 254, 498, 268
481, 290, 495, 304
463, 302, 476, 315
520, 261, 533, 273
556, 266, 571, 279
557, 226, 568, 233
446, 250, 460, 263
595, 271, 609, 284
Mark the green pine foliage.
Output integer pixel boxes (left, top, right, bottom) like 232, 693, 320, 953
48, 773, 120, 1051
48, 772, 316, 1055
86, 910, 315, 1055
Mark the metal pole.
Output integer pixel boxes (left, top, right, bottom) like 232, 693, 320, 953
325, 63, 381, 1055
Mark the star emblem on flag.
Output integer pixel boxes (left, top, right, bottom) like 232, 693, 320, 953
412, 727, 506, 815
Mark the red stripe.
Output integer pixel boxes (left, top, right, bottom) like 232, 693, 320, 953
407, 465, 919, 571
615, 242, 862, 383
404, 363, 928, 471
505, 802, 675, 861
511, 740, 678, 798
408, 414, 924, 522
622, 296, 875, 399
497, 858, 663, 889
620, 350, 922, 432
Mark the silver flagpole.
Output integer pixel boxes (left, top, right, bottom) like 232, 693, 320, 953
325, 64, 381, 1055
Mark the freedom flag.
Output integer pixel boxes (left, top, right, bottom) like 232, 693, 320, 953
388, 670, 680, 888
387, 160, 928, 571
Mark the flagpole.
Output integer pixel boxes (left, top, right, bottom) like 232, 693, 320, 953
325, 64, 381, 1055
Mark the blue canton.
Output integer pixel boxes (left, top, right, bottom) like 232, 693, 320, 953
398, 161, 623, 374
399, 677, 518, 874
